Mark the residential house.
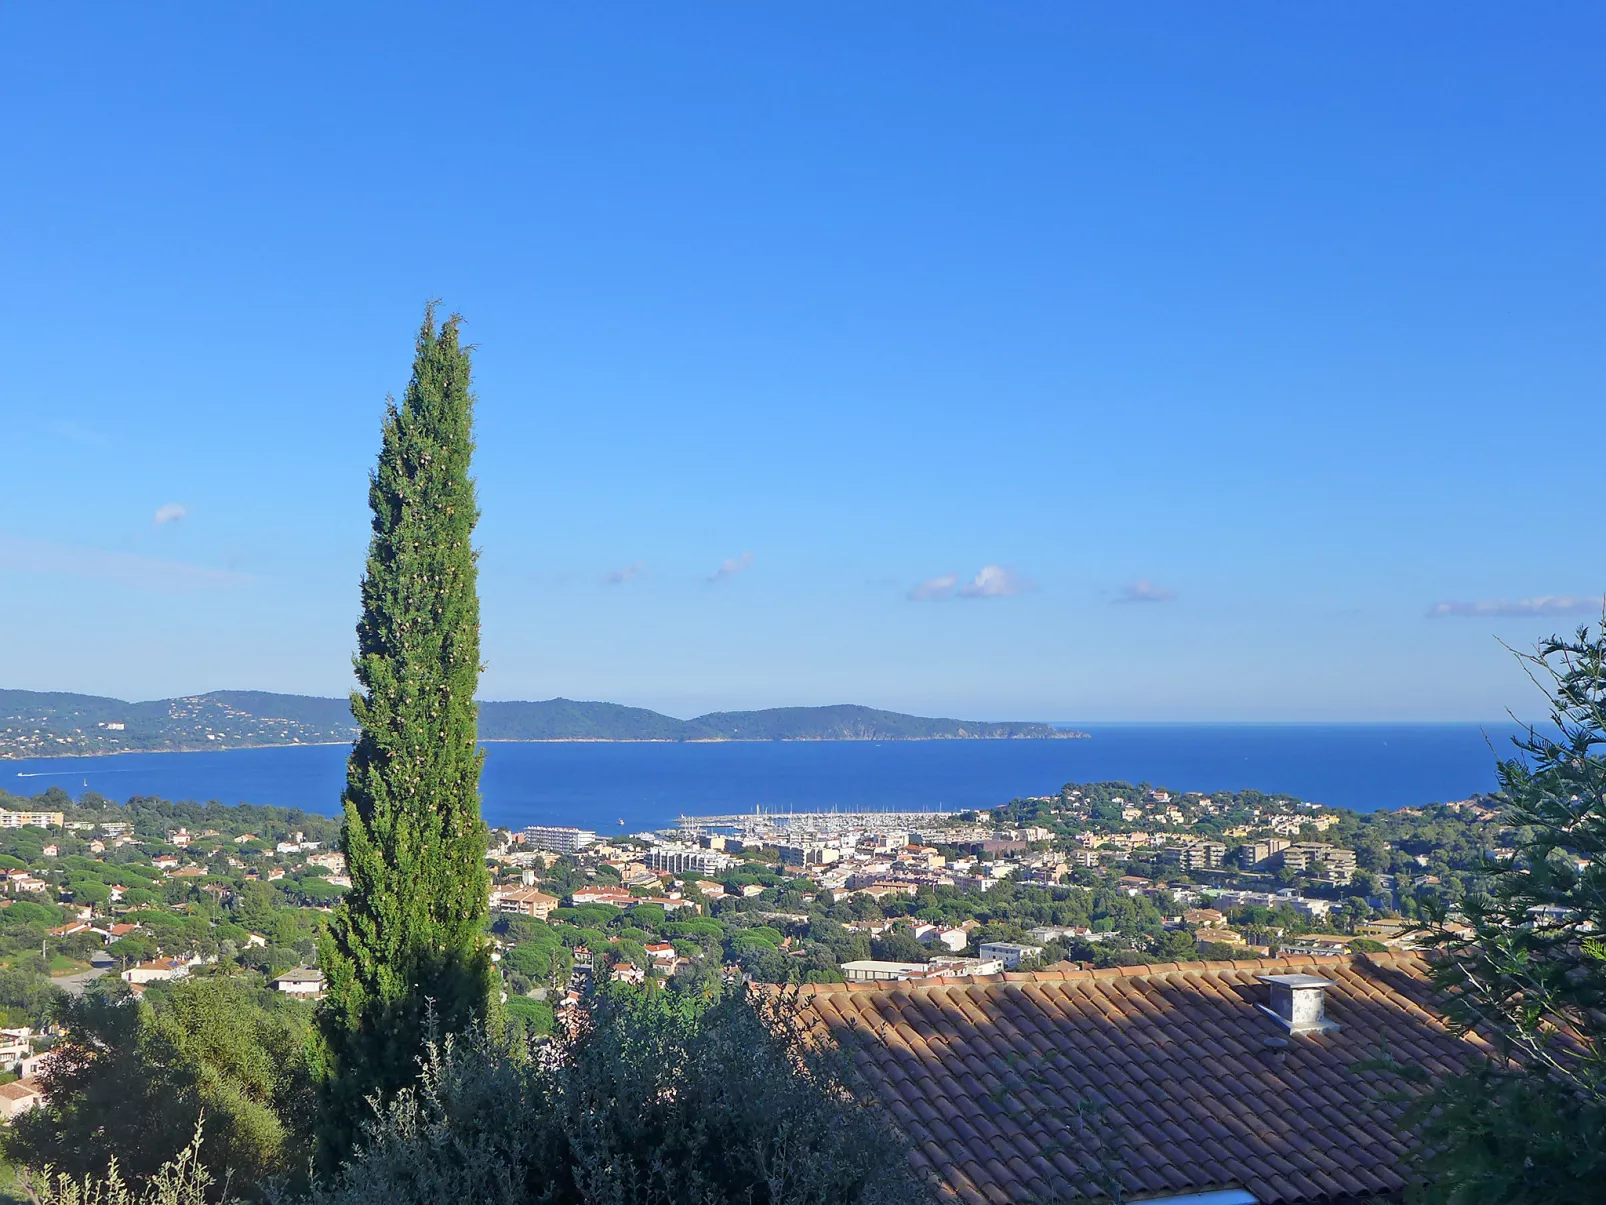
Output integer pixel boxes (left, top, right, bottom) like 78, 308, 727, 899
0, 1078, 43, 1122
271, 968, 325, 999
643, 942, 678, 968
0, 1029, 31, 1070
915, 924, 969, 953
567, 886, 634, 907
796, 953, 1482, 1204
121, 957, 192, 985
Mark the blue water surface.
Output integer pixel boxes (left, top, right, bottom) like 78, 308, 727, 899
3, 724, 1525, 831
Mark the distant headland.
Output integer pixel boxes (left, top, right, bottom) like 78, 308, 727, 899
0, 688, 1087, 758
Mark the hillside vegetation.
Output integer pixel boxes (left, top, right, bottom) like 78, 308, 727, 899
0, 690, 1082, 756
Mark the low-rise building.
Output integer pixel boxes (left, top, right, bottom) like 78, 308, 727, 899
122, 957, 193, 985
978, 941, 1045, 970
1027, 925, 1094, 944
489, 886, 559, 919
0, 1077, 44, 1121
272, 968, 325, 999
841, 960, 928, 983
568, 887, 634, 907
917, 925, 969, 953
917, 956, 1004, 978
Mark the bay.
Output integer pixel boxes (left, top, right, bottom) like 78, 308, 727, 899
2, 723, 1524, 831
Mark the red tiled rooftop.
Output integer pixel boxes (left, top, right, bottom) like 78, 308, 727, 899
795, 953, 1480, 1204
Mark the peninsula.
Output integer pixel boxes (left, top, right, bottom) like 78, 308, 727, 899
0, 689, 1086, 758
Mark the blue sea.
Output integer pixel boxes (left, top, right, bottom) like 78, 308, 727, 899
2, 724, 1525, 831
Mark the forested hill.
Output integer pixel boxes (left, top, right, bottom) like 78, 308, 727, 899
0, 690, 1083, 756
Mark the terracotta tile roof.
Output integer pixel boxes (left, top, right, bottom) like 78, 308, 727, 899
797, 953, 1480, 1204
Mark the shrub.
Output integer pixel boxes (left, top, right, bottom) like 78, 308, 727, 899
302, 986, 916, 1205
20, 1123, 212, 1205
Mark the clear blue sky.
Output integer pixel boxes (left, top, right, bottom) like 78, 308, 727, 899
1, 5, 1600, 721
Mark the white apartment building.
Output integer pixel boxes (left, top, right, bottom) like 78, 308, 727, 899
978, 941, 1045, 969
0, 809, 63, 829
521, 826, 599, 854
644, 845, 736, 876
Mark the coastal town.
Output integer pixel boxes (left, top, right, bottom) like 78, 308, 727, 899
484, 779, 1494, 1010
0, 773, 1509, 1134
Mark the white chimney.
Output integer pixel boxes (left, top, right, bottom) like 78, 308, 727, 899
1257, 973, 1340, 1035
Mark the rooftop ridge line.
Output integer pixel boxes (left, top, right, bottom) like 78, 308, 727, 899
784, 951, 1424, 997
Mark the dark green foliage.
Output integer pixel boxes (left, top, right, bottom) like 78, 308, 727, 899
317, 308, 494, 1163
304, 988, 916, 1205
1414, 626, 1606, 1203
5, 978, 316, 1193
502, 993, 554, 1037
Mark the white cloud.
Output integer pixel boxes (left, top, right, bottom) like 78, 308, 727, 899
1427, 595, 1602, 619
908, 573, 959, 601
1116, 579, 1178, 604
957, 565, 1033, 599
709, 551, 754, 583
0, 535, 253, 593
153, 503, 188, 526
604, 562, 644, 585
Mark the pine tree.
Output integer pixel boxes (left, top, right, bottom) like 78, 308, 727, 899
316, 306, 494, 1163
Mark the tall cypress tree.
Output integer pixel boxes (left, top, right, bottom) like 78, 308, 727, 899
317, 306, 493, 1163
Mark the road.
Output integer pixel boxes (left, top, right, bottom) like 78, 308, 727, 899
51, 967, 110, 996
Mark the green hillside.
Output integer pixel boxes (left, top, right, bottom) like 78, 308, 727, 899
682, 704, 1070, 741
478, 698, 688, 740
0, 690, 1083, 756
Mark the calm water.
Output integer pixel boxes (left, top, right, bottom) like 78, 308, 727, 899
3, 724, 1524, 830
